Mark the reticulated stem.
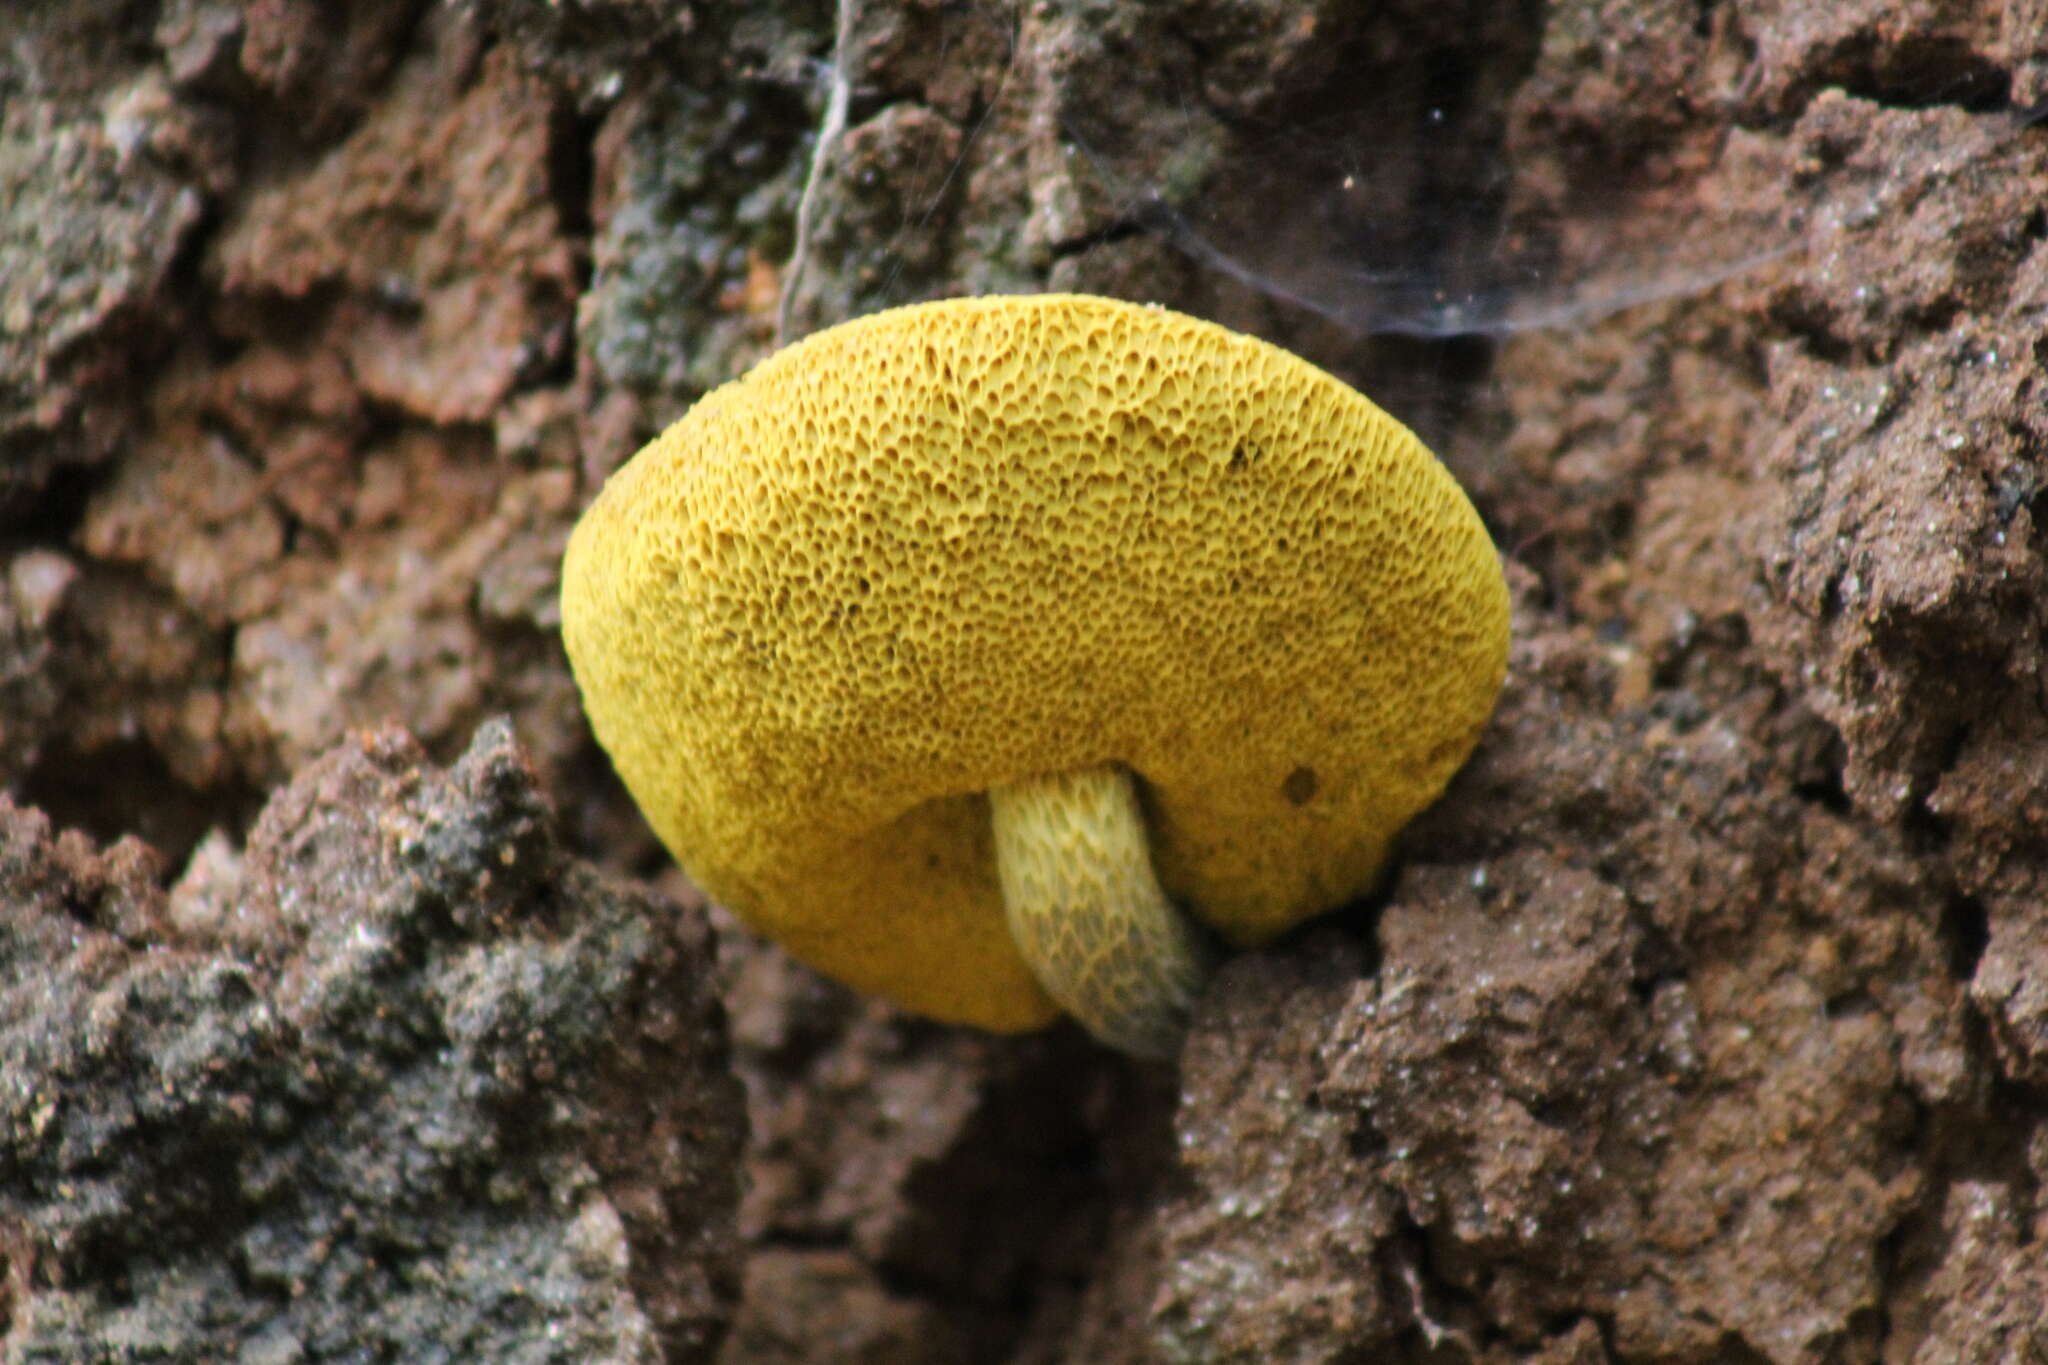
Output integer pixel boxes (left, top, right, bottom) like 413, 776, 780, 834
989, 765, 1216, 1059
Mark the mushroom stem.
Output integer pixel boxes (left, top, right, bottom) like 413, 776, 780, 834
989, 764, 1216, 1058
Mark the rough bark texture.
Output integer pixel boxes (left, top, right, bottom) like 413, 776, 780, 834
0, 720, 743, 1362
4, 0, 2048, 1361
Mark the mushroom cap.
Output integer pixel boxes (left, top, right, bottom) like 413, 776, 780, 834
560, 294, 1509, 1031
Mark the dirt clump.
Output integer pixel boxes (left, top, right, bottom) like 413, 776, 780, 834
0, 720, 743, 1362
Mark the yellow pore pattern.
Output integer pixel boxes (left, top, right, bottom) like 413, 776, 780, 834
560, 294, 1510, 1031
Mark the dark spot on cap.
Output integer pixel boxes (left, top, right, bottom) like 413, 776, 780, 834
1282, 765, 1318, 806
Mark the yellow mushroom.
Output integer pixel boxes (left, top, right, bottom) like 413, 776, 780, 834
560, 294, 1509, 1057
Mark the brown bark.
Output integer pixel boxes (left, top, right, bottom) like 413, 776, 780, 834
3, 0, 2045, 1360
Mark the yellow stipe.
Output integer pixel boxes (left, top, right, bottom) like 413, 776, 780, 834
990, 766, 1214, 1059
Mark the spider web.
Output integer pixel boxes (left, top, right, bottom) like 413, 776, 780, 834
1053, 33, 2028, 339
801, 1, 2036, 437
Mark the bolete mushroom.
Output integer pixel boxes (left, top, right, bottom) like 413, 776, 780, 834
561, 294, 1508, 1057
